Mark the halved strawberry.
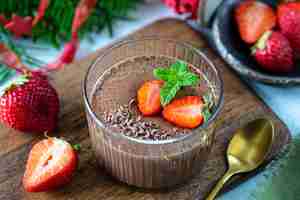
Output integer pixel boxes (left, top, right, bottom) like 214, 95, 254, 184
23, 138, 77, 192
137, 80, 164, 116
162, 96, 204, 129
235, 0, 276, 44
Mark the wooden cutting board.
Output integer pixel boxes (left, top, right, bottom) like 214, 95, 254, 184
0, 19, 291, 200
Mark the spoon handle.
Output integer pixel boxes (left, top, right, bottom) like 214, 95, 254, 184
205, 170, 235, 200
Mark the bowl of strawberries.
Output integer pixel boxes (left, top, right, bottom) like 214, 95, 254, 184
209, 0, 300, 84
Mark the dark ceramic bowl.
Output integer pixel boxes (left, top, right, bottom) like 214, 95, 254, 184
194, 0, 300, 85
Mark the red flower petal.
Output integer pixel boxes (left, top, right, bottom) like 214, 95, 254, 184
72, 0, 97, 37
5, 15, 33, 38
163, 0, 181, 13
0, 15, 9, 25
59, 37, 78, 64
178, 0, 200, 19
0, 43, 24, 71
32, 0, 50, 26
41, 0, 96, 72
45, 37, 78, 72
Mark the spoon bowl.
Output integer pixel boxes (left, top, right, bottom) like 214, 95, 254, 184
206, 118, 274, 200
228, 118, 274, 172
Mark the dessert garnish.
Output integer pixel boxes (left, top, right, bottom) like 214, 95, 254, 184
162, 96, 205, 129
103, 102, 187, 140
136, 60, 213, 129
137, 80, 163, 116
153, 60, 199, 106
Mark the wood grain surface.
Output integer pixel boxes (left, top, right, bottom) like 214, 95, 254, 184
0, 19, 291, 200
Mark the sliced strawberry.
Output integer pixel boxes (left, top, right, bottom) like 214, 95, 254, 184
162, 96, 204, 129
235, 0, 276, 44
137, 80, 164, 116
23, 138, 77, 192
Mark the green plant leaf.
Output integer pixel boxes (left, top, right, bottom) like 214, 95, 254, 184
170, 60, 187, 74
179, 72, 200, 86
160, 81, 181, 106
72, 144, 81, 151
153, 67, 174, 81
154, 60, 200, 106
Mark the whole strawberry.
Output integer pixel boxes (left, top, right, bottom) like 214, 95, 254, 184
0, 72, 59, 132
252, 31, 294, 73
235, 0, 276, 44
278, 2, 300, 58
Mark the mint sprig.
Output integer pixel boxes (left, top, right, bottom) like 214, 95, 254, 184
154, 61, 200, 106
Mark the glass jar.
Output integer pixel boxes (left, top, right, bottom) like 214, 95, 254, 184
83, 38, 223, 188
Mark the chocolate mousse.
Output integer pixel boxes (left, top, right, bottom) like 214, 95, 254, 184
88, 55, 217, 188
92, 56, 209, 141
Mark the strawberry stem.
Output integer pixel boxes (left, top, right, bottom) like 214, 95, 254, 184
251, 31, 272, 54
72, 144, 81, 151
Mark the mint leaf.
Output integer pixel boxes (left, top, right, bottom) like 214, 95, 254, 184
160, 81, 181, 106
154, 60, 200, 106
153, 68, 174, 81
179, 72, 200, 86
170, 61, 187, 74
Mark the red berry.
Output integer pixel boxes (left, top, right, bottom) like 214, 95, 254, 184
0, 72, 60, 133
235, 0, 276, 44
278, 2, 300, 58
162, 96, 204, 129
252, 31, 294, 73
23, 138, 77, 192
137, 80, 163, 116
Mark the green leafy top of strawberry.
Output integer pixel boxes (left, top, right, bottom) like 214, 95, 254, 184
72, 144, 81, 151
153, 61, 200, 106
0, 72, 29, 96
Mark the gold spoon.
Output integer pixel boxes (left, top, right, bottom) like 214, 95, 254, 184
206, 118, 274, 200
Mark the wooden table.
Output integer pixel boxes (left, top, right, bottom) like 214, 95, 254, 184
0, 19, 291, 200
